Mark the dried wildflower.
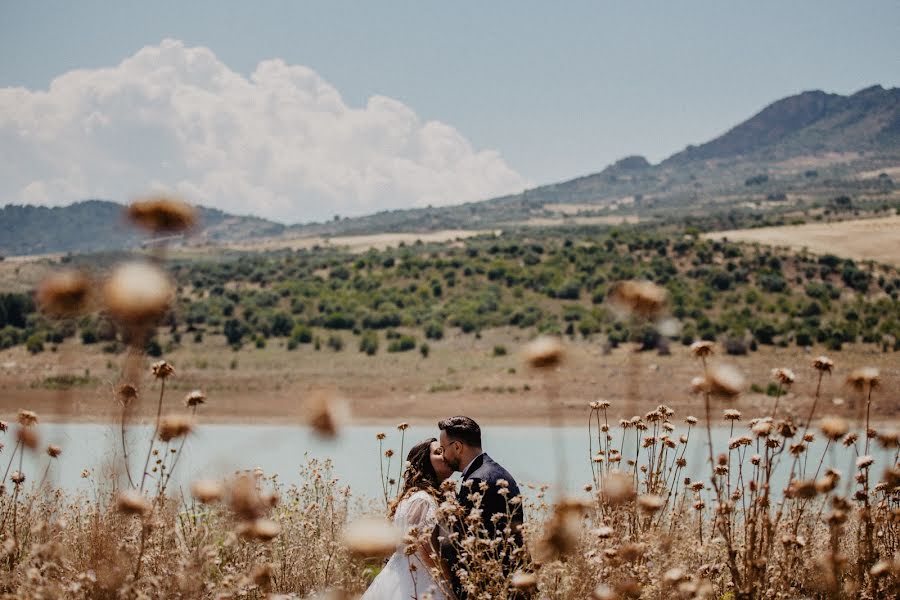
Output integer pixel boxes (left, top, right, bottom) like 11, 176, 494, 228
16, 427, 39, 450
10, 471, 26, 485
685, 416, 698, 425
778, 420, 797, 438
846, 367, 880, 392
104, 261, 175, 326
593, 525, 614, 539
228, 474, 268, 521
17, 409, 38, 427
535, 497, 586, 561
190, 479, 224, 504
151, 360, 175, 380
184, 389, 206, 407
117, 383, 138, 406
524, 336, 565, 369
812, 355, 834, 373
158, 414, 193, 442
37, 270, 92, 317
396, 422, 409, 431
788, 480, 817, 499
752, 421, 772, 437
0, 420, 6, 432
771, 368, 795, 386
127, 196, 197, 234
608, 280, 668, 320
856, 455, 874, 469
375, 432, 386, 440
690, 340, 715, 358
116, 490, 151, 516
47, 444, 62, 458
705, 364, 745, 399
877, 429, 899, 449
305, 390, 350, 438
619, 542, 646, 562
723, 409, 741, 421
601, 471, 636, 505
239, 518, 280, 542
591, 585, 617, 600
250, 563, 274, 589
343, 517, 401, 558
637, 494, 665, 513
819, 417, 849, 441
511, 572, 538, 591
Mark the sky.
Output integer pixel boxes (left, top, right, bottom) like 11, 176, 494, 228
1, 1, 898, 223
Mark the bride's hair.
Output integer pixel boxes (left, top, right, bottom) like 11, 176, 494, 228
388, 437, 441, 518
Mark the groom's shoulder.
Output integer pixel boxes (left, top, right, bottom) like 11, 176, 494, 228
473, 454, 519, 489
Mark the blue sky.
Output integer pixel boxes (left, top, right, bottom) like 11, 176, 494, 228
1, 1, 898, 222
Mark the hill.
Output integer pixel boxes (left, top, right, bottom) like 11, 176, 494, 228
0, 200, 284, 257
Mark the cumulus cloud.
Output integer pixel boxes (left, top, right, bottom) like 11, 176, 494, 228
0, 39, 529, 223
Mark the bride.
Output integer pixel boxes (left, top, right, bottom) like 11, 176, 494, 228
362, 437, 455, 600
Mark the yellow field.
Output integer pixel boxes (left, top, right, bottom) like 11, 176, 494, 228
704, 215, 900, 266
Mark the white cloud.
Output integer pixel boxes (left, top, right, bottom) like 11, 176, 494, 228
0, 39, 529, 223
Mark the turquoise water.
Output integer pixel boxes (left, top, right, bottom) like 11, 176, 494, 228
6, 422, 894, 500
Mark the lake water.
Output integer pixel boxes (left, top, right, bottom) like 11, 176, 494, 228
8, 422, 894, 501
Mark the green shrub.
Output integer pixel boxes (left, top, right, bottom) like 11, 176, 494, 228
327, 334, 344, 351
25, 333, 44, 354
493, 345, 507, 357
359, 331, 379, 356
387, 335, 416, 353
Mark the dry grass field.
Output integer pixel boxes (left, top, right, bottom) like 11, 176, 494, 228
704, 215, 900, 266
219, 229, 498, 254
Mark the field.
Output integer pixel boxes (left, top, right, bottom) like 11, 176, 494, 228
704, 215, 900, 266
1, 203, 899, 599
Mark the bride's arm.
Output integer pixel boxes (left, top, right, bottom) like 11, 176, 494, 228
404, 496, 454, 589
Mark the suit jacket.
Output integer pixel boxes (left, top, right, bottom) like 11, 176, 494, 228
445, 453, 527, 598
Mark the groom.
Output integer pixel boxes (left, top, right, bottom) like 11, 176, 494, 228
437, 416, 529, 598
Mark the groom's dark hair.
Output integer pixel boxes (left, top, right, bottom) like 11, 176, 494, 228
438, 416, 482, 448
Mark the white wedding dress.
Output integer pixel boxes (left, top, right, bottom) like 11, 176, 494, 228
361, 490, 451, 600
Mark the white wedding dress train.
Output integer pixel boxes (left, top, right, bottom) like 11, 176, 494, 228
361, 490, 451, 600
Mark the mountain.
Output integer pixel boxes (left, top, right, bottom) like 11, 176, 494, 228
0, 200, 284, 257
3, 85, 898, 252
664, 85, 900, 164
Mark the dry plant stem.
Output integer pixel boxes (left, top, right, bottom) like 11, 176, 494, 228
134, 519, 149, 579
378, 437, 388, 510
121, 399, 136, 488
158, 405, 197, 498
545, 371, 566, 496
800, 370, 826, 440
1, 439, 22, 488
139, 378, 166, 493
11, 448, 24, 546
396, 427, 406, 499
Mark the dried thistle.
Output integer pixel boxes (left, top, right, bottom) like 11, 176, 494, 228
158, 414, 193, 442
846, 367, 880, 392
151, 360, 175, 380
36, 270, 92, 317
305, 390, 350, 438
127, 196, 197, 234
190, 479, 224, 504
117, 383, 138, 406
524, 335, 565, 369
238, 518, 280, 542
342, 517, 401, 558
17, 409, 38, 427
103, 261, 174, 325
116, 490, 151, 516
184, 389, 206, 407
819, 417, 849, 441
16, 427, 39, 450
771, 368, 796, 386
690, 340, 715, 359
813, 355, 834, 373
608, 280, 668, 320
47, 444, 62, 458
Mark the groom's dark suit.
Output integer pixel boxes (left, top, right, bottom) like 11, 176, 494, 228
445, 453, 528, 599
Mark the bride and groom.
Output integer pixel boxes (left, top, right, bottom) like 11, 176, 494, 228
361, 416, 529, 600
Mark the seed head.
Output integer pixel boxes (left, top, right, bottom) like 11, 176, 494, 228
723, 409, 742, 421
103, 262, 174, 326
608, 280, 668, 320
47, 444, 62, 458
184, 389, 206, 407
819, 417, 849, 441
116, 490, 151, 516
396, 422, 409, 431
856, 455, 874, 470
343, 517, 401, 558
690, 340, 716, 359
17, 409, 38, 427
846, 367, 880, 392
812, 355, 834, 373
158, 414, 193, 442
37, 270, 92, 317
117, 384, 138, 406
637, 494, 665, 513
771, 368, 795, 386
238, 518, 280, 542
601, 471, 636, 505
305, 390, 350, 438
151, 360, 175, 380
127, 196, 197, 234
685, 416, 698, 425
524, 336, 565, 369
16, 427, 39, 450
228, 474, 268, 521
11, 471, 25, 485
190, 479, 224, 504
511, 572, 538, 590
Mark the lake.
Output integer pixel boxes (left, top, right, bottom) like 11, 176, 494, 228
8, 421, 893, 501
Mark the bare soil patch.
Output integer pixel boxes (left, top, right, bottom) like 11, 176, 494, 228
2, 330, 897, 427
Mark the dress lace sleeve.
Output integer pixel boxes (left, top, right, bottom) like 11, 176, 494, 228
396, 491, 438, 533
